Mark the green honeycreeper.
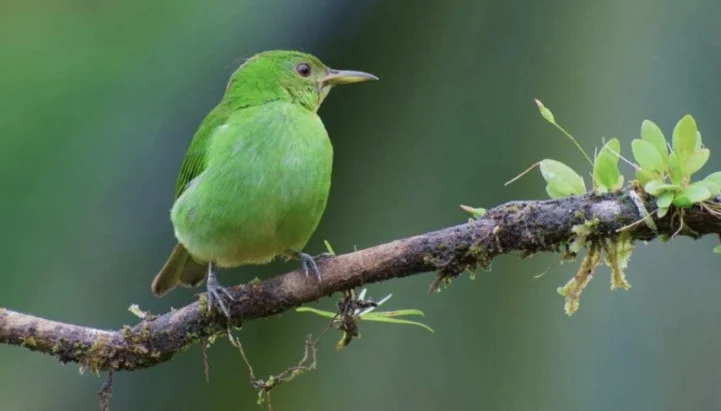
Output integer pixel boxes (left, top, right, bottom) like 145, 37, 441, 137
151, 50, 377, 317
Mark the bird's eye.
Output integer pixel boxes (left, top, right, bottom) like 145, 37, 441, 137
295, 63, 312, 77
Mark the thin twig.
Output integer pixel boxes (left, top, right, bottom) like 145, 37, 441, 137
98, 371, 114, 411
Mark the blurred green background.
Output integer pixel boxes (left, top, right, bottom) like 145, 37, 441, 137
2, 0, 721, 410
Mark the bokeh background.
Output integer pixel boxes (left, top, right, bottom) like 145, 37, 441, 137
2, 0, 721, 410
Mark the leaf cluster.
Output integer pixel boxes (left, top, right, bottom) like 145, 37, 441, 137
531, 101, 720, 218
508, 101, 721, 313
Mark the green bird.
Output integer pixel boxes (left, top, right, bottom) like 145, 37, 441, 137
151, 50, 377, 317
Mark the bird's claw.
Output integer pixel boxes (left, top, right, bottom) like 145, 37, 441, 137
206, 266, 234, 319
298, 252, 327, 283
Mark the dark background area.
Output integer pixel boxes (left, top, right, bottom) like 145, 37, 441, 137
2, 1, 721, 410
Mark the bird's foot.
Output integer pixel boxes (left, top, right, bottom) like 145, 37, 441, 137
287, 250, 331, 283
205, 263, 234, 319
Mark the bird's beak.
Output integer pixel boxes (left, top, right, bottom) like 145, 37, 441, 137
320, 69, 378, 86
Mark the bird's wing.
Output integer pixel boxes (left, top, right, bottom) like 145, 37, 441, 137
174, 105, 229, 198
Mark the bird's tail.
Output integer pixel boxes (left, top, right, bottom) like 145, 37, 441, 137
151, 243, 207, 296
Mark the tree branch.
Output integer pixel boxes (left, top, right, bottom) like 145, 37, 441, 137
1, 189, 719, 372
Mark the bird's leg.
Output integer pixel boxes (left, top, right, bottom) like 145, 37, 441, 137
285, 250, 332, 283
205, 262, 234, 318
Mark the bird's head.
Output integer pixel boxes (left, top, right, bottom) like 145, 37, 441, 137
224, 50, 377, 111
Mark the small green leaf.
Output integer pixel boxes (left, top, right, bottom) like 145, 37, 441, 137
656, 191, 674, 209
593, 156, 620, 193
539, 159, 586, 198
460, 205, 487, 219
696, 179, 721, 196
704, 171, 721, 188
545, 184, 566, 199
370, 309, 426, 317
668, 152, 684, 185
297, 305, 434, 333
640, 119, 668, 163
672, 115, 698, 160
632, 139, 665, 174
601, 137, 621, 157
714, 245, 721, 254
323, 240, 336, 257
672, 183, 711, 207
295, 307, 337, 318
684, 148, 710, 176
593, 138, 622, 192
361, 312, 435, 333
644, 180, 681, 196
657, 206, 670, 218
635, 168, 656, 186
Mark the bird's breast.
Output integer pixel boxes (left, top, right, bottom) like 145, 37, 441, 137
172, 105, 333, 267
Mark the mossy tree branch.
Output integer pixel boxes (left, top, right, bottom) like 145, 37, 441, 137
1, 188, 719, 372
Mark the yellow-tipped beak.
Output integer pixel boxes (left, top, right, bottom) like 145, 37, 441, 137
320, 69, 378, 85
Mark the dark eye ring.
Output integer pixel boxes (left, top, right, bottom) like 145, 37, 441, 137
295, 63, 312, 77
